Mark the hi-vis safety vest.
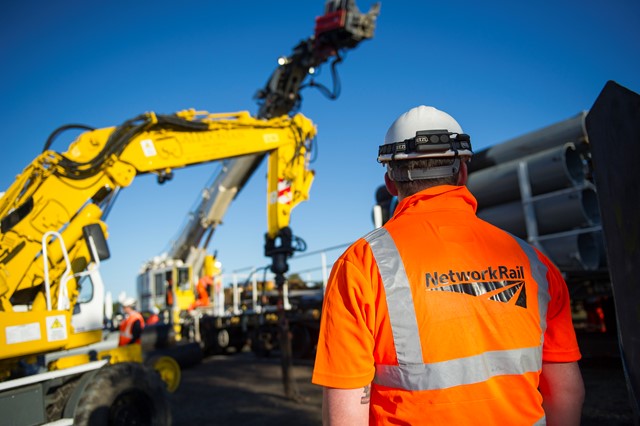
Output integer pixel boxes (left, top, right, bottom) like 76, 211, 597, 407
364, 226, 550, 425
366, 226, 550, 391
119, 311, 145, 346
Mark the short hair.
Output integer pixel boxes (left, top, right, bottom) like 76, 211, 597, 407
388, 158, 459, 197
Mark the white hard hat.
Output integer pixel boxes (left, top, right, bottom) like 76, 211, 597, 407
151, 306, 160, 314
385, 106, 463, 143
122, 297, 137, 308
379, 106, 472, 163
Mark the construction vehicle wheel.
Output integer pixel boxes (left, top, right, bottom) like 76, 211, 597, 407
145, 355, 181, 393
73, 362, 171, 426
217, 328, 230, 350
46, 376, 81, 421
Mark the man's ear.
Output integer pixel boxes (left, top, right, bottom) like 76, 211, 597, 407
457, 159, 469, 186
385, 172, 398, 196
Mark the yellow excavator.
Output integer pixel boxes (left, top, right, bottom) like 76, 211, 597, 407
0, 1, 379, 424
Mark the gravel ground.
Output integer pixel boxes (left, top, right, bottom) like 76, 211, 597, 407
170, 338, 637, 425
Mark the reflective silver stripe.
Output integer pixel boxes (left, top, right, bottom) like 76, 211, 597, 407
366, 227, 551, 391
374, 346, 542, 390
365, 227, 424, 365
534, 415, 547, 425
512, 236, 550, 340
122, 322, 134, 338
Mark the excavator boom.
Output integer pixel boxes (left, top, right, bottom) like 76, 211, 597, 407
0, 111, 315, 363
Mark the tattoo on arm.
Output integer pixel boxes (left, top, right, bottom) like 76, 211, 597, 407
361, 385, 371, 404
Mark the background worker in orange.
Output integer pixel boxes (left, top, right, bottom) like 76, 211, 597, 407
165, 277, 174, 307
146, 306, 161, 326
119, 297, 145, 346
189, 255, 220, 311
312, 106, 585, 425
189, 275, 212, 311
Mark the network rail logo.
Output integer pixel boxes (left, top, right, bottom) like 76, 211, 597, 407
425, 265, 527, 308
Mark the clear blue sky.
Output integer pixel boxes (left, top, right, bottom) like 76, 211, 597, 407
1, 0, 638, 300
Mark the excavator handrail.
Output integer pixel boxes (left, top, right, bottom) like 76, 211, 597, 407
42, 231, 72, 312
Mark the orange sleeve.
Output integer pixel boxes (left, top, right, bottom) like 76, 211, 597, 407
539, 254, 582, 362
312, 247, 377, 389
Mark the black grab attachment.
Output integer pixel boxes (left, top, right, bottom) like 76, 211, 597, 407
264, 226, 307, 287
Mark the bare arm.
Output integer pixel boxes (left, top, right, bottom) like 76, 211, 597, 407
322, 385, 370, 426
539, 361, 585, 426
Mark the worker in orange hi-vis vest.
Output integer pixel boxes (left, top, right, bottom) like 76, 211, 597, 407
312, 106, 585, 426
165, 278, 174, 307
146, 306, 161, 326
119, 298, 145, 346
189, 275, 213, 311
189, 254, 221, 311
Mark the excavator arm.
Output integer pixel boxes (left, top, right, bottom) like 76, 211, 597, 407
64, 110, 315, 237
0, 110, 315, 363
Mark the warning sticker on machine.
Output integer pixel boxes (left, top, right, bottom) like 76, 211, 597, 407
140, 139, 157, 157
46, 315, 67, 342
6, 322, 41, 345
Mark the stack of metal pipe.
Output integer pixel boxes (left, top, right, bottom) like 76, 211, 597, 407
467, 111, 605, 272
